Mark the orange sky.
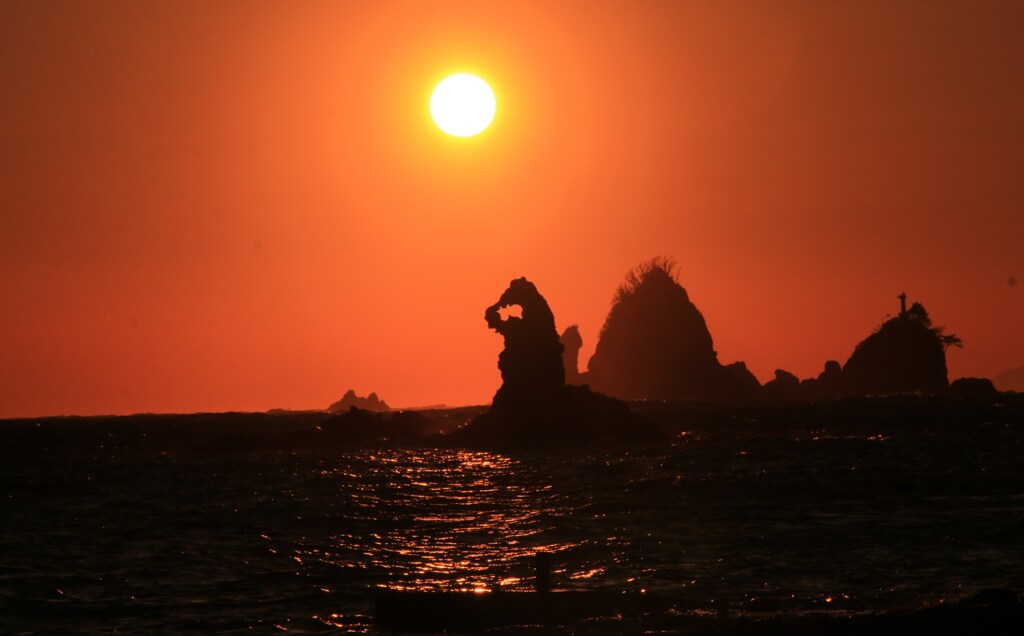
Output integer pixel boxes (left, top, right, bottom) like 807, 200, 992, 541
2, 1, 1022, 417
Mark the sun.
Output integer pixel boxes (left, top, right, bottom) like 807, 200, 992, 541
430, 73, 496, 138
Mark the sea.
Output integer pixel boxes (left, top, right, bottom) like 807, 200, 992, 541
2, 398, 1022, 634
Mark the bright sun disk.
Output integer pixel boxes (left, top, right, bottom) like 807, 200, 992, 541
430, 73, 496, 138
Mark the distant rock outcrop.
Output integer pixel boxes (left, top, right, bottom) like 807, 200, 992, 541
993, 366, 1024, 393
722, 361, 763, 398
802, 360, 843, 399
840, 300, 958, 396
949, 377, 998, 399
754, 296, 961, 400
763, 369, 801, 400
586, 258, 759, 401
327, 390, 390, 413
448, 277, 666, 449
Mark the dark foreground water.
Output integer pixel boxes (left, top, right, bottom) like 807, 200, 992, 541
2, 399, 1023, 633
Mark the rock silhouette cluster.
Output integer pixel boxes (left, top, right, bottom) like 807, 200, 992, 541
562, 258, 978, 402
767, 299, 963, 399
327, 390, 390, 413
449, 277, 666, 449
335, 258, 987, 453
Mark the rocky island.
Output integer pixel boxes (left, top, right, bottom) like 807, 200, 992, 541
447, 277, 666, 449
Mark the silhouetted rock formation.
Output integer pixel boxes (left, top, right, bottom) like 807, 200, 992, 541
586, 258, 759, 401
804, 360, 843, 398
950, 377, 998, 399
722, 361, 763, 398
993, 366, 1024, 392
485, 278, 565, 415
772, 360, 843, 401
840, 300, 957, 396
449, 277, 666, 449
327, 390, 390, 413
764, 297, 961, 400
763, 369, 801, 400
560, 325, 585, 385
464, 382, 666, 448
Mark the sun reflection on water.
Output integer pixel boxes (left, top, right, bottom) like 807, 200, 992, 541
319, 449, 583, 592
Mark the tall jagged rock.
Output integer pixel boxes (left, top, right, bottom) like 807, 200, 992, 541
586, 258, 759, 401
484, 277, 565, 416
448, 277, 665, 449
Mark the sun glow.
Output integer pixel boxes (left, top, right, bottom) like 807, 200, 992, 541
430, 73, 496, 137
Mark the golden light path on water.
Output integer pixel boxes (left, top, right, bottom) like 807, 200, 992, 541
322, 450, 597, 593
250, 425, 1017, 633
5, 411, 1022, 633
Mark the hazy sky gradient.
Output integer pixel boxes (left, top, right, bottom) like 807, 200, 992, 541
2, 1, 1022, 417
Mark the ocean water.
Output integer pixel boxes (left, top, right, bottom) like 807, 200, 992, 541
2, 401, 1022, 633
